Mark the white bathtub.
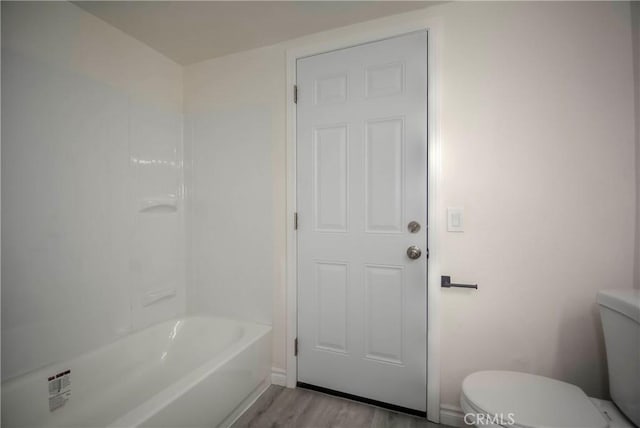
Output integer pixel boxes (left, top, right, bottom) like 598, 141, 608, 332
1, 316, 272, 428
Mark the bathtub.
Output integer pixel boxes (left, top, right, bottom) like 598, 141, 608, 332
1, 316, 272, 428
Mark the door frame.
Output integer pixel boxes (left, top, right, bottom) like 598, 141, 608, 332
285, 17, 443, 423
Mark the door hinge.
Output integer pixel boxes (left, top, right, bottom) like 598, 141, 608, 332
293, 85, 298, 104
294, 212, 298, 230
294, 338, 298, 356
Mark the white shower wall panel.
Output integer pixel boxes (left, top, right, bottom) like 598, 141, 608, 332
185, 108, 273, 326
130, 100, 186, 330
1, 1, 185, 380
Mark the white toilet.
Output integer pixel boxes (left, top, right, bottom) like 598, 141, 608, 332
460, 289, 640, 428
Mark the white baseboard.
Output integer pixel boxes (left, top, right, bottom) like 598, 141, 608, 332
440, 403, 466, 427
271, 367, 287, 386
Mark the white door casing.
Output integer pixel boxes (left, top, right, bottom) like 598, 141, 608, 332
296, 31, 428, 412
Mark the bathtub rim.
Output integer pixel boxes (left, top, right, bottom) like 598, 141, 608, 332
2, 315, 269, 384
106, 318, 271, 427
1, 315, 272, 428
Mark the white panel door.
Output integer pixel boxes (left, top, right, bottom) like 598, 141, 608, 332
297, 32, 428, 413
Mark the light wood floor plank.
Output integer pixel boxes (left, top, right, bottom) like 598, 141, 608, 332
231, 386, 452, 428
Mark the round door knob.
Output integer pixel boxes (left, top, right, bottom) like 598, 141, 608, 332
407, 246, 422, 260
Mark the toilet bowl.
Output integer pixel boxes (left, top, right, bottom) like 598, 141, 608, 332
460, 289, 640, 428
461, 371, 610, 428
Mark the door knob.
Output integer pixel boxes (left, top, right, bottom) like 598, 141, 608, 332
406, 246, 422, 260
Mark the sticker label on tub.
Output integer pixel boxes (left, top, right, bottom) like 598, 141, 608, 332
48, 370, 71, 411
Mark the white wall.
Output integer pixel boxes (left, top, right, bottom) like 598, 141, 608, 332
185, 1, 636, 409
633, 1, 640, 290
2, 1, 185, 380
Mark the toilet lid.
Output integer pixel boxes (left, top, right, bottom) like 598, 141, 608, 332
461, 371, 607, 428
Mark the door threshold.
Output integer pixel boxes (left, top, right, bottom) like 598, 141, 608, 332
296, 382, 427, 418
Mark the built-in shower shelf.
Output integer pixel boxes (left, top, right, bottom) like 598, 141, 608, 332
141, 287, 177, 306
139, 197, 178, 213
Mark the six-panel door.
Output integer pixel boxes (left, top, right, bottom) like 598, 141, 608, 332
297, 31, 428, 412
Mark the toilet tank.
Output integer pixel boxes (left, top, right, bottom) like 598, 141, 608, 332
597, 289, 640, 427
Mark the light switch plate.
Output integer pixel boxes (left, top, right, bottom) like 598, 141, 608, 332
447, 207, 464, 232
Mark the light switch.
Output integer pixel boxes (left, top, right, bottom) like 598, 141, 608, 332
447, 207, 464, 232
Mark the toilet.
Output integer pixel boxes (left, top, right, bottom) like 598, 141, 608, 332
461, 289, 640, 428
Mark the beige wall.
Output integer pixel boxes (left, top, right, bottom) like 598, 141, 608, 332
633, 1, 640, 290
184, 1, 636, 410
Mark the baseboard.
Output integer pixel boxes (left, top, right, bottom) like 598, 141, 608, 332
271, 367, 287, 386
440, 403, 466, 427
219, 378, 270, 428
